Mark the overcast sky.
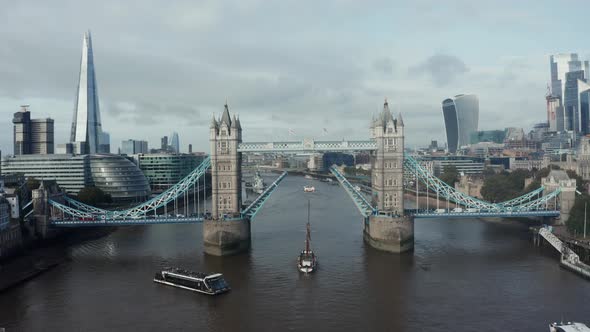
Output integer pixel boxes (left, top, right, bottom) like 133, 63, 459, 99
1, 0, 589, 153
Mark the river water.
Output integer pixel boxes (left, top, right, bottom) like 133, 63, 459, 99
1, 175, 589, 331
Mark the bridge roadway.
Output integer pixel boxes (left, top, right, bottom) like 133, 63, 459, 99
237, 139, 376, 153
50, 208, 561, 227
406, 209, 560, 218
50, 216, 204, 227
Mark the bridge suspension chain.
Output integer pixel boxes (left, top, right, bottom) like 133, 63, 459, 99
404, 155, 562, 213
49, 156, 211, 219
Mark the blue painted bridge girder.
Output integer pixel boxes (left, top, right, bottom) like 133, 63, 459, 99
51, 217, 204, 227
329, 165, 376, 217
405, 209, 560, 219
241, 171, 288, 220
238, 140, 376, 153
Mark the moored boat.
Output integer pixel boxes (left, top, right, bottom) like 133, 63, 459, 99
252, 171, 265, 194
550, 321, 590, 331
298, 201, 318, 273
303, 185, 315, 192
153, 268, 230, 295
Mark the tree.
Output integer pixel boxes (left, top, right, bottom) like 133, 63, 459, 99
77, 187, 112, 206
439, 165, 459, 187
567, 194, 590, 236
566, 170, 587, 194
26, 178, 40, 191
480, 170, 532, 203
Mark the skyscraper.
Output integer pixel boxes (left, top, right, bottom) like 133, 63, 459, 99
547, 94, 562, 132
161, 136, 168, 150
171, 132, 180, 153
549, 53, 589, 132
579, 79, 590, 135
121, 139, 148, 155
70, 31, 108, 154
13, 106, 31, 155
441, 94, 479, 153
13, 105, 54, 155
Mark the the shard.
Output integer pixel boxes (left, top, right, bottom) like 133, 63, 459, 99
70, 31, 108, 154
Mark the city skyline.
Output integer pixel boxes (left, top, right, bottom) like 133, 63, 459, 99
1, 1, 590, 153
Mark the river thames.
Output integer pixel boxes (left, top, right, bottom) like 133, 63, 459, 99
1, 175, 589, 331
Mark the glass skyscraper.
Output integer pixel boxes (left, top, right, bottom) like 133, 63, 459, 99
170, 132, 180, 153
70, 31, 109, 154
579, 80, 590, 135
442, 94, 479, 153
549, 53, 589, 133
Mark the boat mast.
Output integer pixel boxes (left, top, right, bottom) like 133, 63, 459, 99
306, 200, 311, 253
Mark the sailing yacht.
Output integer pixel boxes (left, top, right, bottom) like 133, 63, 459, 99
297, 201, 318, 273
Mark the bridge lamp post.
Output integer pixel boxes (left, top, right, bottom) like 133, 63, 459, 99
575, 190, 586, 239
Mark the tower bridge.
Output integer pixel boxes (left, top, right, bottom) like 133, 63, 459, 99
43, 100, 568, 256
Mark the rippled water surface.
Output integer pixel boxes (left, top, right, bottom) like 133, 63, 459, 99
1, 175, 589, 331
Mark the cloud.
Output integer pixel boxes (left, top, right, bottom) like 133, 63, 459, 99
0, 1, 572, 152
372, 57, 395, 76
409, 54, 470, 86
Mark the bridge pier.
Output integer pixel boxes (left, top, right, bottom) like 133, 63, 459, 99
203, 218, 251, 256
364, 215, 414, 253
32, 182, 61, 239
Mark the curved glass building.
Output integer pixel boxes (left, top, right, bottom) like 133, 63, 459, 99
442, 94, 479, 153
88, 154, 150, 201
1, 154, 150, 202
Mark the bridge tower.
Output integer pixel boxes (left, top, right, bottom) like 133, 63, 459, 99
542, 170, 576, 225
203, 103, 250, 256
365, 100, 414, 253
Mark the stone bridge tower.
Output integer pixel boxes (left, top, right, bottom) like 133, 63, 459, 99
542, 170, 576, 225
365, 100, 414, 253
203, 103, 250, 256
209, 103, 242, 219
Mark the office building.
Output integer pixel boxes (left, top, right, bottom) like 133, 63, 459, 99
549, 53, 589, 132
442, 94, 479, 153
579, 80, 590, 135
469, 130, 505, 144
1, 154, 150, 201
416, 155, 485, 176
121, 139, 149, 155
135, 153, 205, 192
550, 53, 588, 100
322, 152, 354, 167
99, 132, 110, 154
161, 136, 168, 150
170, 132, 180, 153
13, 106, 54, 155
188, 144, 193, 154
546, 95, 562, 132
564, 70, 586, 131
88, 154, 150, 200
70, 31, 109, 154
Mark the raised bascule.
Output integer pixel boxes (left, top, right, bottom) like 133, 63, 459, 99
43, 100, 571, 256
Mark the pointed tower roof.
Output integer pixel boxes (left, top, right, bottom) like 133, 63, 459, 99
397, 112, 404, 127
235, 115, 242, 130
381, 98, 394, 123
220, 102, 232, 126
210, 114, 218, 128
231, 114, 238, 128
